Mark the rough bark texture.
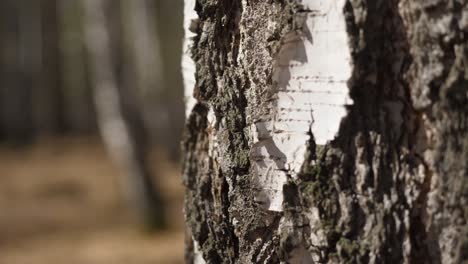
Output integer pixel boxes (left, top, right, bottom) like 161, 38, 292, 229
400, 1, 468, 263
182, 0, 467, 263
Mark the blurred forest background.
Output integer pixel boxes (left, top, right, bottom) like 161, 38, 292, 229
0, 0, 185, 263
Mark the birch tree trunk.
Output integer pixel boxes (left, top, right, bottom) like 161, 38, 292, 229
182, 0, 468, 263
82, 0, 165, 228
119, 0, 165, 137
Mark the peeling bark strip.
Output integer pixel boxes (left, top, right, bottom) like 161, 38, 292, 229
250, 0, 353, 212
182, 0, 468, 263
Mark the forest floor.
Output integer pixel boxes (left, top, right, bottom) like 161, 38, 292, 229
0, 137, 185, 264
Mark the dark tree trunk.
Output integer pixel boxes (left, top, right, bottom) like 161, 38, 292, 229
58, 0, 97, 134
36, 0, 67, 136
182, 0, 467, 263
0, 0, 35, 143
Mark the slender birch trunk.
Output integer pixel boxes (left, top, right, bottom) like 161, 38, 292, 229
182, 0, 468, 263
119, 0, 164, 108
82, 0, 165, 228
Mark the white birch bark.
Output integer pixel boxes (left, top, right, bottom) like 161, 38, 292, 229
249, 0, 352, 212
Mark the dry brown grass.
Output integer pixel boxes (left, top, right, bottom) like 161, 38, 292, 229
0, 137, 184, 263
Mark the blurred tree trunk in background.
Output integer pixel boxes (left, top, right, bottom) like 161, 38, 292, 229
58, 0, 96, 134
0, 0, 35, 143
120, 0, 164, 141
152, 0, 185, 160
82, 0, 165, 228
182, 0, 467, 263
120, 0, 185, 161
36, 0, 67, 136
0, 0, 7, 140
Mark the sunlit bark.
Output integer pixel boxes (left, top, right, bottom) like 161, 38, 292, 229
182, 0, 468, 263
